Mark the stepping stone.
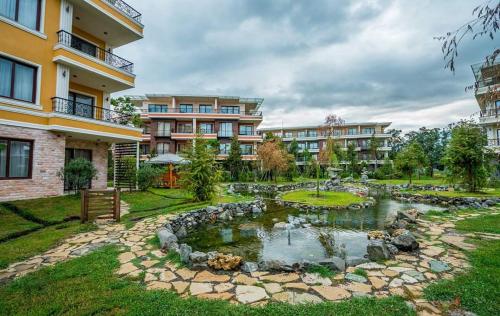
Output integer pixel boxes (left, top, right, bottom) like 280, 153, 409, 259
312, 286, 351, 301
232, 274, 258, 285
260, 273, 299, 283
193, 270, 230, 283
146, 281, 172, 290
190, 282, 213, 295
356, 262, 386, 270
272, 291, 322, 304
345, 273, 367, 283
389, 278, 404, 288
346, 282, 372, 293
429, 260, 451, 273
421, 246, 445, 257
172, 281, 190, 294
118, 252, 136, 263
214, 282, 234, 293
235, 285, 269, 304
404, 270, 425, 281
141, 260, 159, 268
159, 271, 177, 282
403, 284, 423, 298
400, 274, 418, 284
283, 282, 309, 291
440, 235, 476, 251
198, 292, 234, 300
116, 263, 138, 275
263, 283, 282, 294
301, 273, 332, 286
144, 273, 158, 282
382, 269, 399, 277
368, 276, 386, 290
176, 268, 196, 280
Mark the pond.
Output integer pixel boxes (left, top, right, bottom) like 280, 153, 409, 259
180, 196, 446, 265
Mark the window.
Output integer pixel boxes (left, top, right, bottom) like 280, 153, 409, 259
284, 132, 292, 138
143, 124, 150, 134
219, 143, 230, 155
0, 138, 32, 179
239, 125, 253, 135
240, 144, 253, 155
308, 142, 318, 149
157, 122, 171, 136
297, 131, 306, 138
199, 104, 212, 113
220, 106, 240, 114
348, 128, 357, 135
333, 129, 341, 136
308, 130, 317, 137
362, 128, 375, 134
156, 143, 170, 154
140, 144, 150, 155
199, 123, 214, 134
179, 104, 193, 113
0, 56, 37, 103
148, 104, 168, 113
67, 91, 94, 119
0, 0, 41, 31
177, 123, 193, 133
218, 122, 233, 137
298, 143, 306, 150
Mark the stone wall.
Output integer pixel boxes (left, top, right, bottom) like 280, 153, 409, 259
391, 191, 500, 208
0, 125, 65, 201
229, 181, 326, 195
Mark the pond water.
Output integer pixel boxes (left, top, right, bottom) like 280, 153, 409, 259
180, 195, 446, 265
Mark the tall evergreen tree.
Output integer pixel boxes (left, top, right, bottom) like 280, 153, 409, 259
226, 135, 243, 181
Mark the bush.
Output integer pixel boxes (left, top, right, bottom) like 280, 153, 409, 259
137, 164, 164, 191
58, 158, 97, 194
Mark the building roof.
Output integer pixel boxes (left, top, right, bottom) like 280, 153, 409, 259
125, 94, 264, 107
258, 122, 392, 131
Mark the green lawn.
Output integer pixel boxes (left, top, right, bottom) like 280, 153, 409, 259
5, 195, 81, 224
424, 212, 500, 316
0, 222, 95, 269
0, 205, 41, 240
0, 246, 414, 316
281, 190, 366, 207
407, 189, 500, 198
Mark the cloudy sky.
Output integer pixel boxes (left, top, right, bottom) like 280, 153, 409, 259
116, 0, 497, 132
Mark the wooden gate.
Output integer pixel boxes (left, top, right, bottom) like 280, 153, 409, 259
81, 189, 120, 223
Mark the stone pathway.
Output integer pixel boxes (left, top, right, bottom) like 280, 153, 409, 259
1, 205, 498, 316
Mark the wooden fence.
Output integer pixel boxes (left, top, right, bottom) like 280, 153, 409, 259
81, 189, 120, 223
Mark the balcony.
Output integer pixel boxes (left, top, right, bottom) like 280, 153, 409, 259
142, 107, 262, 118
102, 0, 142, 24
52, 97, 132, 125
57, 30, 134, 74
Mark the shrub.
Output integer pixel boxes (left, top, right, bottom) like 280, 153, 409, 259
137, 164, 164, 191
58, 158, 97, 194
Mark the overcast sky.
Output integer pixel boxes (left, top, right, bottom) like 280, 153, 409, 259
116, 0, 497, 132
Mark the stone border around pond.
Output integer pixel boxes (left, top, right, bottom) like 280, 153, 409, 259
391, 191, 500, 209
228, 181, 326, 195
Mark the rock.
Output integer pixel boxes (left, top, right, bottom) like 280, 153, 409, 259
197, 292, 234, 300
346, 282, 372, 293
233, 274, 259, 286
421, 246, 445, 257
207, 254, 242, 270
241, 262, 259, 273
345, 256, 369, 267
193, 270, 230, 283
175, 226, 187, 238
356, 262, 386, 270
176, 268, 197, 280
156, 228, 177, 249
302, 273, 333, 286
189, 251, 208, 263
235, 285, 269, 304
345, 273, 368, 283
252, 206, 262, 214
260, 273, 300, 283
429, 260, 451, 273
404, 270, 425, 281
311, 286, 351, 301
387, 243, 399, 255
368, 276, 387, 290
258, 260, 288, 271
214, 282, 234, 293
397, 209, 418, 223
179, 244, 192, 264
367, 240, 392, 261
318, 257, 346, 271
367, 230, 386, 240
263, 283, 283, 294
189, 282, 213, 295
391, 230, 419, 251
389, 278, 404, 288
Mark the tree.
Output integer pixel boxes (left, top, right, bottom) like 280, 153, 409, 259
443, 121, 492, 192
406, 127, 446, 177
386, 128, 404, 159
257, 140, 289, 182
58, 158, 97, 195
121, 156, 137, 191
179, 135, 222, 201
137, 164, 164, 191
323, 114, 345, 136
226, 135, 243, 181
394, 142, 427, 184
319, 137, 340, 167
286, 138, 300, 180
369, 134, 382, 170
346, 143, 359, 177
435, 1, 499, 73
111, 97, 142, 127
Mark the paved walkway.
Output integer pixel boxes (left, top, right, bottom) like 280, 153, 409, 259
1, 205, 499, 316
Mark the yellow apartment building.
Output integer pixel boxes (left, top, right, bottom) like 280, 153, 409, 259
0, 0, 144, 201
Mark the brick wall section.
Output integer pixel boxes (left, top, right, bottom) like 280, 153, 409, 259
65, 139, 109, 190
0, 125, 65, 202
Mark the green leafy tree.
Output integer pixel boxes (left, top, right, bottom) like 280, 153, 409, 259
346, 143, 359, 177
443, 121, 492, 192
137, 164, 164, 191
286, 138, 300, 180
394, 142, 427, 184
111, 97, 142, 127
406, 127, 448, 177
179, 135, 222, 201
58, 158, 97, 195
226, 135, 243, 181
386, 128, 404, 159
369, 134, 382, 170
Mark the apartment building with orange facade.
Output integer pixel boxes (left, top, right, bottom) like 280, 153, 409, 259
128, 94, 263, 160
259, 122, 392, 167
0, 0, 144, 201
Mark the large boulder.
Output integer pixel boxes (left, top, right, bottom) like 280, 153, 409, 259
241, 262, 259, 273
157, 229, 178, 249
179, 243, 192, 263
367, 240, 391, 261
391, 230, 419, 251
189, 251, 208, 263
318, 256, 346, 271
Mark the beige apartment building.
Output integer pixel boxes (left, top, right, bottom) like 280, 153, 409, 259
259, 122, 392, 167
129, 94, 263, 160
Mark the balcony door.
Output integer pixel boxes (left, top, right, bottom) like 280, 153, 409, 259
68, 91, 95, 119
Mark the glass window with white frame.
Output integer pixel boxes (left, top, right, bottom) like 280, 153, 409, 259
199, 104, 213, 113
284, 132, 292, 138
157, 122, 171, 136
156, 142, 170, 155
240, 144, 253, 155
177, 123, 193, 133
308, 142, 318, 149
148, 104, 168, 113
218, 122, 233, 137
199, 123, 214, 134
348, 128, 357, 135
179, 104, 193, 113
362, 127, 375, 134
298, 142, 306, 150
0, 0, 41, 31
297, 131, 306, 138
308, 130, 317, 137
0, 56, 37, 103
239, 125, 253, 135
0, 138, 32, 179
220, 106, 240, 114
219, 143, 230, 154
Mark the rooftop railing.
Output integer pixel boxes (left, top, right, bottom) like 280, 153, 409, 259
57, 30, 134, 74
102, 0, 142, 24
144, 107, 262, 116
52, 97, 133, 125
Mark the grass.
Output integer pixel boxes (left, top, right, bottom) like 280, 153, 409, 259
306, 265, 336, 278
0, 205, 41, 240
423, 209, 500, 316
0, 246, 415, 316
353, 268, 368, 278
4, 195, 81, 224
373, 178, 448, 186
281, 190, 366, 207
406, 189, 500, 198
0, 222, 96, 269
